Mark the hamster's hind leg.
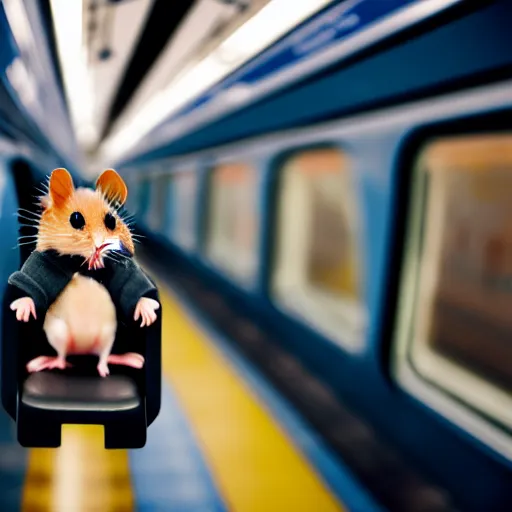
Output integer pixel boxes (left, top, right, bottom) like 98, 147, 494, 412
96, 324, 116, 378
107, 352, 145, 369
26, 355, 72, 373
27, 316, 72, 372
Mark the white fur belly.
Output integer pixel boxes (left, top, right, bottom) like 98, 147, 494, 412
44, 274, 117, 355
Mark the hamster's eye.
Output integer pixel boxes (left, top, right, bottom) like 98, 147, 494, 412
70, 212, 85, 230
104, 212, 116, 230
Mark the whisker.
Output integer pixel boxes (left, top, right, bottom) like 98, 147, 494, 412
17, 225, 39, 232
17, 207, 41, 215
105, 253, 121, 264
17, 235, 39, 241
31, 199, 46, 208
114, 249, 131, 259
36, 178, 50, 191
34, 185, 49, 196
17, 218, 41, 226
32, 190, 47, 200
16, 241, 40, 247
16, 209, 41, 220
105, 248, 125, 260
120, 216, 136, 225
18, 225, 39, 232
17, 215, 40, 224
35, 233, 75, 238
37, 228, 73, 234
119, 210, 135, 220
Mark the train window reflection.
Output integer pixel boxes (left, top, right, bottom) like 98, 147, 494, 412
206, 162, 259, 284
171, 170, 198, 250
146, 174, 168, 232
271, 147, 366, 350
398, 133, 512, 429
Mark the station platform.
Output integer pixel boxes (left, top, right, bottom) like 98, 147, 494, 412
0, 261, 381, 512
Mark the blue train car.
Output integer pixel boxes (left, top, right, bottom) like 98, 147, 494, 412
111, 1, 512, 511
1, 0, 512, 510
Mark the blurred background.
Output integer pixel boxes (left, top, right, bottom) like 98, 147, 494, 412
0, 0, 512, 511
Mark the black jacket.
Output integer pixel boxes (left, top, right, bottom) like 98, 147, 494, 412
8, 249, 157, 319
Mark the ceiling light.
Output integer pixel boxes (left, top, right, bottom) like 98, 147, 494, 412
101, 0, 333, 162
50, 0, 96, 148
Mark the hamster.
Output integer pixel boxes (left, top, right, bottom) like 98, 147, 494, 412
9, 168, 159, 377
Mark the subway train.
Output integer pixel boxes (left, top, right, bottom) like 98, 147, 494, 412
1, 0, 512, 511
113, 1, 512, 511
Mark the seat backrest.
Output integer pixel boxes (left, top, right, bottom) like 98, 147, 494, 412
0, 156, 37, 420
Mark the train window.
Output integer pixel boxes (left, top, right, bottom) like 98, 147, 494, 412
205, 162, 260, 284
394, 133, 512, 432
271, 147, 366, 350
145, 174, 168, 232
170, 170, 198, 250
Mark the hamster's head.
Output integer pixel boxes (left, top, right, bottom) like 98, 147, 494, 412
37, 168, 135, 269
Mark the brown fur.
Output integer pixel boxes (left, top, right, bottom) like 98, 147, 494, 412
36, 169, 134, 258
35, 168, 134, 376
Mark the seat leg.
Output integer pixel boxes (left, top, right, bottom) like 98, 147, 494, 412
17, 411, 61, 448
104, 410, 147, 449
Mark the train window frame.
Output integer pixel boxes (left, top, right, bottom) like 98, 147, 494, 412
203, 159, 262, 288
269, 143, 368, 353
393, 131, 512, 461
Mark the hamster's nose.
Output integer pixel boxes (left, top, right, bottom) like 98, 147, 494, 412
93, 234, 104, 248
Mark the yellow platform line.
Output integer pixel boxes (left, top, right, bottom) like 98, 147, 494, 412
159, 284, 345, 512
22, 425, 134, 512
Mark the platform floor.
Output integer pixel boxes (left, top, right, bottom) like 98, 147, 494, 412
0, 273, 380, 512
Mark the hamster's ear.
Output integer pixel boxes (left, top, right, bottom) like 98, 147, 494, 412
96, 169, 127, 205
49, 168, 74, 208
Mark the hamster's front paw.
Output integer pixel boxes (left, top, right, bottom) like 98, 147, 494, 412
10, 297, 36, 322
134, 297, 160, 327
